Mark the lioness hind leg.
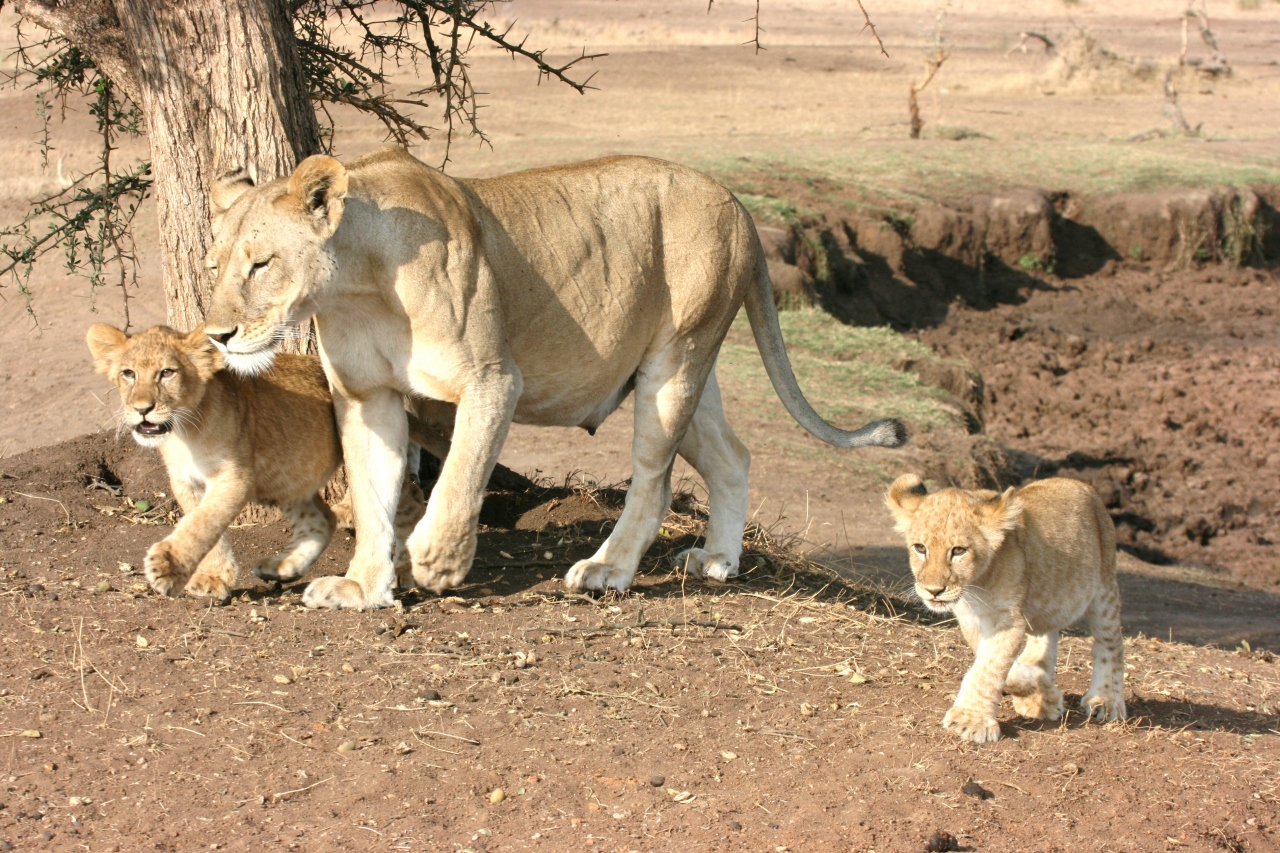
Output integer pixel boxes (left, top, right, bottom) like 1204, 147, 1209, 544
1081, 581, 1127, 722
1007, 631, 1065, 721
673, 369, 750, 582
393, 477, 426, 589
565, 352, 704, 593
255, 495, 335, 584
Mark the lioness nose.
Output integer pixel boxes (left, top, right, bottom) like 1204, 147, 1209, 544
920, 583, 946, 596
206, 327, 237, 346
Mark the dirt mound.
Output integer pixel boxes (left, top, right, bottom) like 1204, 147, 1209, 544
0, 435, 1277, 852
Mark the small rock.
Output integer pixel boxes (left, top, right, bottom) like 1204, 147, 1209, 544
41, 831, 53, 841
95, 581, 111, 593
489, 788, 505, 804
720, 751, 737, 761
337, 741, 357, 754
961, 780, 993, 800
341, 663, 355, 673
418, 689, 441, 701
727, 820, 743, 831
648, 775, 665, 787
273, 675, 292, 685
925, 830, 959, 852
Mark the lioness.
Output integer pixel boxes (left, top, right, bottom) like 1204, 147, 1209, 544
87, 323, 430, 601
203, 147, 906, 610
885, 474, 1126, 743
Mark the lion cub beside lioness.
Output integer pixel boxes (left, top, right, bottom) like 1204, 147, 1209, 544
885, 474, 1125, 744
87, 324, 426, 603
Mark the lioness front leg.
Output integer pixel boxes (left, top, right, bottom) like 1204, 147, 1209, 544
145, 474, 250, 598
304, 388, 406, 610
409, 373, 519, 593
944, 621, 1025, 744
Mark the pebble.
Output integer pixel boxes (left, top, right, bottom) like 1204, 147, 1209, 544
419, 689, 441, 701
648, 775, 665, 787
925, 830, 959, 852
727, 820, 742, 831
341, 663, 355, 673
337, 741, 357, 754
489, 788, 505, 804
95, 581, 111, 592
961, 780, 994, 800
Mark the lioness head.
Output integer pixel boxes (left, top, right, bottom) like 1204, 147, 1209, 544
884, 474, 1022, 613
86, 324, 222, 448
202, 155, 349, 376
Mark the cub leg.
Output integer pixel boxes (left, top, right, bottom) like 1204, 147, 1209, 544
145, 473, 250, 598
1081, 580, 1127, 722
565, 351, 704, 593
672, 368, 751, 582
407, 372, 519, 593
1006, 631, 1064, 721
393, 477, 426, 589
304, 388, 407, 610
944, 620, 1026, 744
255, 495, 335, 584
185, 536, 240, 602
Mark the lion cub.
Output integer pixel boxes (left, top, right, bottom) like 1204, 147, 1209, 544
885, 474, 1125, 743
87, 323, 424, 603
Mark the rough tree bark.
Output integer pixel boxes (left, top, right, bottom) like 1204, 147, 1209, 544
14, 0, 321, 330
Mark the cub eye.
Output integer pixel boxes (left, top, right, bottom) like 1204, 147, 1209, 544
911, 543, 927, 556
950, 546, 968, 559
121, 369, 135, 381
249, 259, 271, 277
159, 368, 177, 380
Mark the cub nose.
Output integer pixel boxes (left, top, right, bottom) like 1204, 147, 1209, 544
920, 583, 946, 597
135, 403, 155, 417
206, 327, 237, 346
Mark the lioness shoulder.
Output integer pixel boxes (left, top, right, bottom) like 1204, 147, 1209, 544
885, 474, 1125, 743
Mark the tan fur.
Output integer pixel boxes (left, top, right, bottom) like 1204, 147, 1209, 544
885, 474, 1126, 744
202, 147, 905, 610
87, 324, 426, 604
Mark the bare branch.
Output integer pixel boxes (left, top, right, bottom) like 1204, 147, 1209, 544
11, 0, 140, 104
854, 0, 888, 58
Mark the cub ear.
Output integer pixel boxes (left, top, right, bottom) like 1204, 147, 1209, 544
86, 324, 127, 374
210, 166, 257, 217
286, 154, 348, 232
184, 328, 224, 381
885, 474, 928, 533
979, 486, 1023, 547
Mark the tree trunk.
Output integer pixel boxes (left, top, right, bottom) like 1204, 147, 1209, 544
15, 0, 322, 331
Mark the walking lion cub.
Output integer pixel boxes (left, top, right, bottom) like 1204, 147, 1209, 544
87, 323, 427, 603
885, 474, 1126, 743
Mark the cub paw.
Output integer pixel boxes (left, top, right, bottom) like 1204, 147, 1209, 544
302, 576, 392, 611
144, 539, 193, 598
942, 705, 1002, 744
184, 570, 234, 604
674, 548, 739, 582
1011, 686, 1065, 721
1080, 690, 1126, 723
254, 554, 310, 584
564, 559, 635, 593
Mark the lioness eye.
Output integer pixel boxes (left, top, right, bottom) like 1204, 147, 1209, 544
950, 546, 967, 559
912, 543, 927, 556
249, 259, 271, 277
159, 368, 177, 380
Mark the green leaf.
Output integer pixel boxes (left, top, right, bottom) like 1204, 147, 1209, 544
133, 499, 150, 512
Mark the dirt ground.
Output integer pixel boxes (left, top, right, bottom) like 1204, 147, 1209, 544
0, 434, 1277, 853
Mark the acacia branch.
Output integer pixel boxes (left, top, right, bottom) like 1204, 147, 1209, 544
11, 0, 140, 104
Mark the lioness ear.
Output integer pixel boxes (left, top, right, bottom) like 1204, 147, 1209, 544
210, 166, 257, 217
86, 324, 127, 374
885, 474, 928, 533
287, 154, 348, 232
184, 329, 223, 381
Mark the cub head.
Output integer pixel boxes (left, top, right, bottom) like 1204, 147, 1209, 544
86, 324, 222, 448
884, 474, 1022, 613
202, 155, 348, 376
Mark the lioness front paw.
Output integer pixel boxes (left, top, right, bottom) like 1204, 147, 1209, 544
1011, 686, 1065, 721
1080, 690, 1126, 723
184, 569, 234, 603
144, 539, 193, 597
564, 559, 636, 593
302, 576, 392, 610
406, 528, 473, 594
674, 548, 739, 582
942, 705, 1002, 744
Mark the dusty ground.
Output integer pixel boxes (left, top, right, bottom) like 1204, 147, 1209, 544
0, 435, 1277, 853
